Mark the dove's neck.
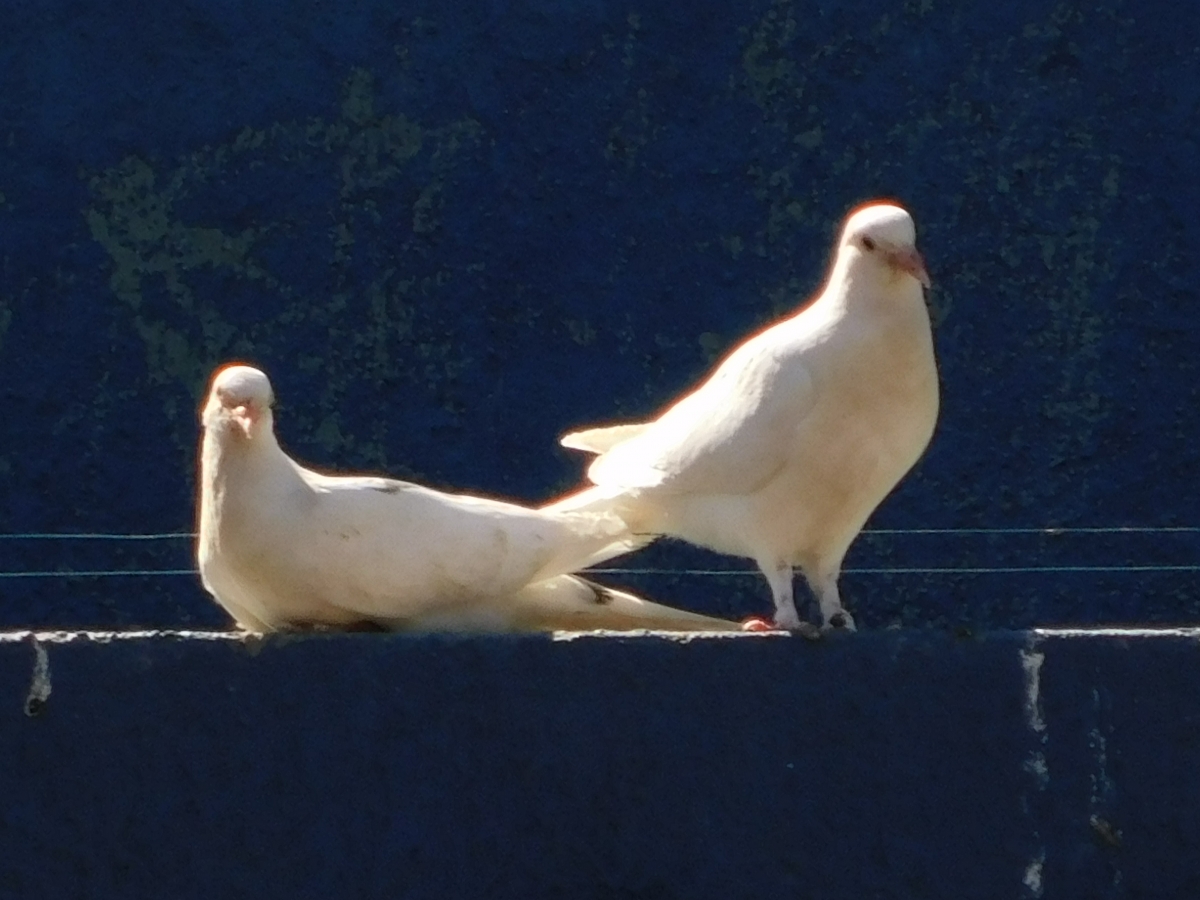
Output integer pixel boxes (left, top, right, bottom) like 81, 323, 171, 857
823, 256, 923, 315
826, 256, 872, 305
198, 413, 302, 545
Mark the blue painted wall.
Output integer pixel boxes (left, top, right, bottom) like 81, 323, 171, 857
1, 628, 1195, 898
1, 0, 1199, 629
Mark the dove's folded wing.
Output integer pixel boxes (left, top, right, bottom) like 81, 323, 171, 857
586, 327, 819, 497
291, 469, 636, 619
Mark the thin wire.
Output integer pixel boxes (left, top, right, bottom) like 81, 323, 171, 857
587, 564, 1200, 575
852, 565, 1200, 574
0, 569, 198, 578
864, 526, 1200, 535
1, 563, 1199, 579
1, 528, 1197, 579
2, 526, 1200, 541
0, 533, 193, 540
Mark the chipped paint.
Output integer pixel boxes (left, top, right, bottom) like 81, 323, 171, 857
1020, 642, 1049, 895
551, 628, 785, 642
83, 66, 481, 469
1023, 750, 1049, 789
1020, 648, 1046, 735
23, 637, 51, 716
1086, 687, 1124, 887
1023, 852, 1045, 898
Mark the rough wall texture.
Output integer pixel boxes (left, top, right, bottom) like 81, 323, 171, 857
1, 0, 1199, 628
1, 628, 1195, 898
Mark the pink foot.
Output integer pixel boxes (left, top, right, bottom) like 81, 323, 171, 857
741, 616, 822, 639
740, 617, 780, 632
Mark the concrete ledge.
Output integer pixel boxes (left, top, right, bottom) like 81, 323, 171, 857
1, 628, 1197, 898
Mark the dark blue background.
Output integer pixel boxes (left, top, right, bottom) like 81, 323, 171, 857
1, 0, 1198, 629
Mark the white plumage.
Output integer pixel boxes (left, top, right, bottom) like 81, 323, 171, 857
196, 364, 738, 633
546, 202, 940, 634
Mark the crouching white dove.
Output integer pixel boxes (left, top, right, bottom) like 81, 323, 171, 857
546, 202, 939, 635
197, 364, 740, 633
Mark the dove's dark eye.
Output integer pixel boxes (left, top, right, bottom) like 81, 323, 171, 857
861, 236, 877, 251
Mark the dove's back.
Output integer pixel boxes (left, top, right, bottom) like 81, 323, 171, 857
584, 305, 833, 497
198, 394, 635, 631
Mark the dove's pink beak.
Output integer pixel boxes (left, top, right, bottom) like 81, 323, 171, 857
888, 248, 931, 289
230, 404, 256, 438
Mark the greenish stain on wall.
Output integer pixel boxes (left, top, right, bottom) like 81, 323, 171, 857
734, 0, 947, 258
83, 66, 482, 467
86, 155, 265, 391
730, 0, 1125, 515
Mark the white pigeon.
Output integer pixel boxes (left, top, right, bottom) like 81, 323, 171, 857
196, 364, 740, 633
545, 201, 939, 635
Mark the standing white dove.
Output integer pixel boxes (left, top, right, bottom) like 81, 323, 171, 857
545, 201, 939, 635
196, 364, 741, 633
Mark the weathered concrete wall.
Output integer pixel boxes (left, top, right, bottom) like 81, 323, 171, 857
1, 628, 1195, 898
1, 1, 1199, 628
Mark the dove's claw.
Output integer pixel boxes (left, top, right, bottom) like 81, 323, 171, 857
821, 610, 857, 633
771, 606, 823, 639
791, 621, 823, 640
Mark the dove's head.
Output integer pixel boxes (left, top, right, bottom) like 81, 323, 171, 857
203, 364, 275, 441
839, 202, 930, 290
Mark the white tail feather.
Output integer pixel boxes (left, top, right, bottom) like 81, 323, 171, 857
560, 422, 650, 454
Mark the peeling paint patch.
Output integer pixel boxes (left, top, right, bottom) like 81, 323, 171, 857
24, 637, 51, 716
1034, 627, 1200, 639
0, 629, 246, 644
1088, 716, 1115, 807
1023, 852, 1045, 898
1086, 688, 1123, 890
1021, 643, 1049, 895
552, 629, 785, 642
1020, 648, 1046, 734
1089, 813, 1122, 849
1023, 750, 1049, 789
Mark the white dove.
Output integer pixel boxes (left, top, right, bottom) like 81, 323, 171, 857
196, 364, 740, 633
546, 202, 939, 635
